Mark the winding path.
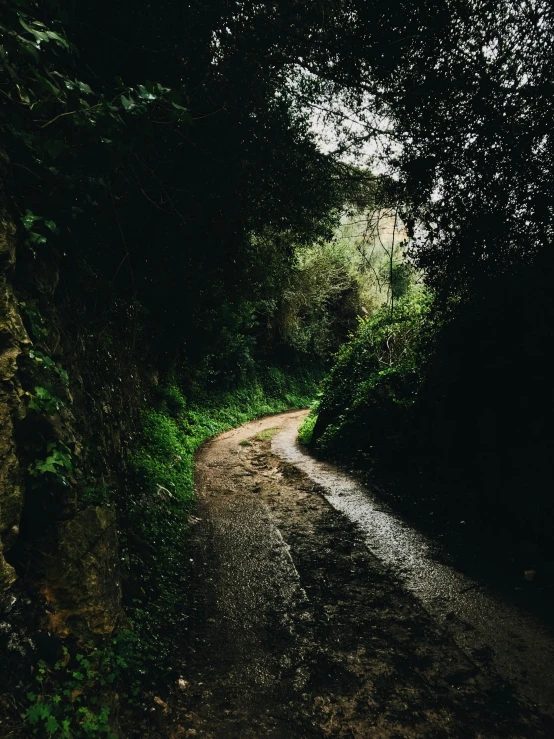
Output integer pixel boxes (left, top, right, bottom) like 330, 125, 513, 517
172, 411, 554, 737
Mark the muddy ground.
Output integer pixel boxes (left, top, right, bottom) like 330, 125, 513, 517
166, 412, 553, 738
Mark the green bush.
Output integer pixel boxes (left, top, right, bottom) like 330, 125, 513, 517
24, 635, 137, 738
298, 412, 318, 445
312, 288, 431, 466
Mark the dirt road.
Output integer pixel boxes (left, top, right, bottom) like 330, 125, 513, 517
171, 411, 554, 737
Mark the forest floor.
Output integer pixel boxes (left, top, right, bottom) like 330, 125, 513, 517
164, 411, 554, 738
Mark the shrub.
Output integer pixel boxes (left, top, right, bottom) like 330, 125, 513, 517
298, 412, 318, 445
312, 287, 431, 467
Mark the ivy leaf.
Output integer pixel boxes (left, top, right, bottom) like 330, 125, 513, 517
34, 73, 62, 97
37, 459, 60, 474
18, 87, 31, 104
44, 30, 69, 49
19, 17, 50, 42
27, 702, 48, 724
165, 89, 182, 104
75, 80, 93, 95
43, 139, 65, 159
17, 37, 39, 62
18, 17, 69, 49
171, 103, 193, 125
120, 94, 134, 111
22, 209, 40, 230
29, 232, 47, 245
45, 714, 60, 734
138, 85, 156, 101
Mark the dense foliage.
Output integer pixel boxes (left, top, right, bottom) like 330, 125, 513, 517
310, 288, 430, 464
1, 0, 375, 380
4, 0, 554, 734
302, 0, 554, 564
0, 1, 375, 735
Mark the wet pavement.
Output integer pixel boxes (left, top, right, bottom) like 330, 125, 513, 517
273, 415, 554, 718
170, 411, 554, 737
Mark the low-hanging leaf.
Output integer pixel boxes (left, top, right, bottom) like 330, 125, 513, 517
120, 94, 134, 110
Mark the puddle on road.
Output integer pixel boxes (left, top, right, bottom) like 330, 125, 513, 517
273, 418, 554, 716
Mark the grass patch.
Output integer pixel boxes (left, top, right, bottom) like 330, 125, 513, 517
298, 412, 318, 445
131, 366, 317, 505
254, 427, 279, 441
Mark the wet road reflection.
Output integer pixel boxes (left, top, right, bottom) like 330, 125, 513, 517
273, 417, 554, 715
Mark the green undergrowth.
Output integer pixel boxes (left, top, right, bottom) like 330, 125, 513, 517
23, 636, 138, 739
131, 365, 318, 503
120, 363, 319, 708
298, 412, 318, 445
309, 289, 431, 468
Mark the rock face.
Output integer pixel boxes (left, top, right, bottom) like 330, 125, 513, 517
0, 149, 30, 592
42, 506, 123, 638
1, 150, 124, 639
